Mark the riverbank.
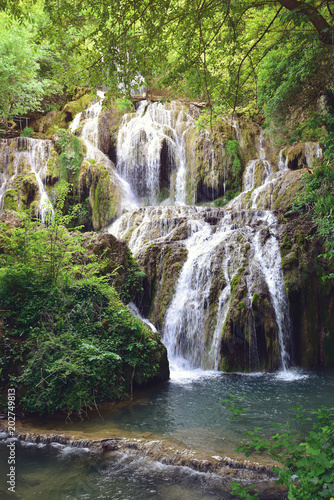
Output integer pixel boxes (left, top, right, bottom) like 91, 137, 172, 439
0, 420, 286, 499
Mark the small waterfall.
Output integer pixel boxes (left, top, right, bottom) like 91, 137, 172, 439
243, 159, 257, 191
111, 206, 293, 371
163, 219, 226, 367
116, 101, 196, 205
242, 130, 272, 193
252, 214, 292, 370
278, 149, 289, 171
69, 91, 137, 212
209, 253, 232, 370
0, 137, 52, 221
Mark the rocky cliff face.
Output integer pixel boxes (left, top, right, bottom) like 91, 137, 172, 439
110, 206, 294, 372
278, 217, 334, 368
1, 93, 333, 371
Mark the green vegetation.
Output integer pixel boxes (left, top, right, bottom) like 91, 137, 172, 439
20, 127, 34, 138
0, 7, 58, 124
226, 140, 242, 188
289, 116, 334, 275
55, 127, 84, 179
0, 182, 167, 416
228, 406, 334, 500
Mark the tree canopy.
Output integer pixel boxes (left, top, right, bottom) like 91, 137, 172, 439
1, 0, 334, 119
37, 0, 334, 110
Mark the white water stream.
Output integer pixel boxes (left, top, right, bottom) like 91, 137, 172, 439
69, 91, 137, 212
116, 100, 197, 205
0, 137, 53, 221
1, 98, 319, 375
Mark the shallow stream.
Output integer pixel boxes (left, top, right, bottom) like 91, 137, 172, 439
1, 367, 333, 499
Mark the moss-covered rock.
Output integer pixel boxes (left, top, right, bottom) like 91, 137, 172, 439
83, 230, 147, 304
279, 216, 334, 368
184, 114, 263, 204
31, 91, 93, 137
79, 159, 122, 230
282, 142, 322, 170
136, 242, 188, 329
44, 147, 60, 186
221, 264, 280, 373
2, 173, 39, 212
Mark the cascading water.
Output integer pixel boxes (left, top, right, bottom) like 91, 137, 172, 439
108, 105, 308, 372
69, 91, 137, 212
0, 137, 52, 221
0, 96, 308, 373
110, 206, 293, 371
116, 100, 197, 205
242, 130, 272, 194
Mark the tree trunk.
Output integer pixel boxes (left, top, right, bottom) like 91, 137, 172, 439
278, 0, 333, 44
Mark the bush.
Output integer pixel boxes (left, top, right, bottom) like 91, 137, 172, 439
0, 182, 165, 415
3, 281, 161, 416
20, 126, 33, 137
230, 406, 334, 500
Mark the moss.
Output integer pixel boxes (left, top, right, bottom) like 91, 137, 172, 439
3, 189, 18, 210
45, 148, 60, 186
246, 188, 255, 200
62, 93, 93, 123
2, 173, 39, 211
230, 267, 245, 296
282, 250, 299, 271
280, 234, 292, 253
78, 160, 122, 230
251, 293, 261, 307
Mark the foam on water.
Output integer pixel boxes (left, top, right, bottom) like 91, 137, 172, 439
169, 357, 221, 384
274, 369, 310, 381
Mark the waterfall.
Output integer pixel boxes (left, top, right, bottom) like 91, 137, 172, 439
108, 110, 299, 372
242, 130, 272, 193
0, 137, 52, 221
0, 96, 299, 373
252, 222, 292, 370
278, 149, 289, 171
110, 206, 293, 371
69, 91, 137, 212
116, 100, 196, 205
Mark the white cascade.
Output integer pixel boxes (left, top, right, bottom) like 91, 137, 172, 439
116, 100, 196, 205
278, 149, 289, 171
252, 219, 292, 370
0, 137, 52, 221
242, 130, 272, 193
110, 206, 293, 371
69, 91, 137, 212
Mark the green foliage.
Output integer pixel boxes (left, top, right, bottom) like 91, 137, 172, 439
0, 10, 58, 120
0, 182, 164, 415
221, 394, 246, 419
289, 122, 334, 276
117, 99, 133, 113
20, 127, 34, 137
230, 482, 258, 500
55, 127, 83, 178
1, 280, 160, 415
226, 140, 242, 188
214, 189, 239, 207
0, 182, 91, 287
232, 406, 334, 500
258, 41, 333, 130
119, 251, 146, 304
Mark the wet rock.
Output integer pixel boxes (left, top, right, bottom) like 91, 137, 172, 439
278, 216, 334, 368
79, 160, 122, 230
282, 142, 322, 170
101, 438, 122, 451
